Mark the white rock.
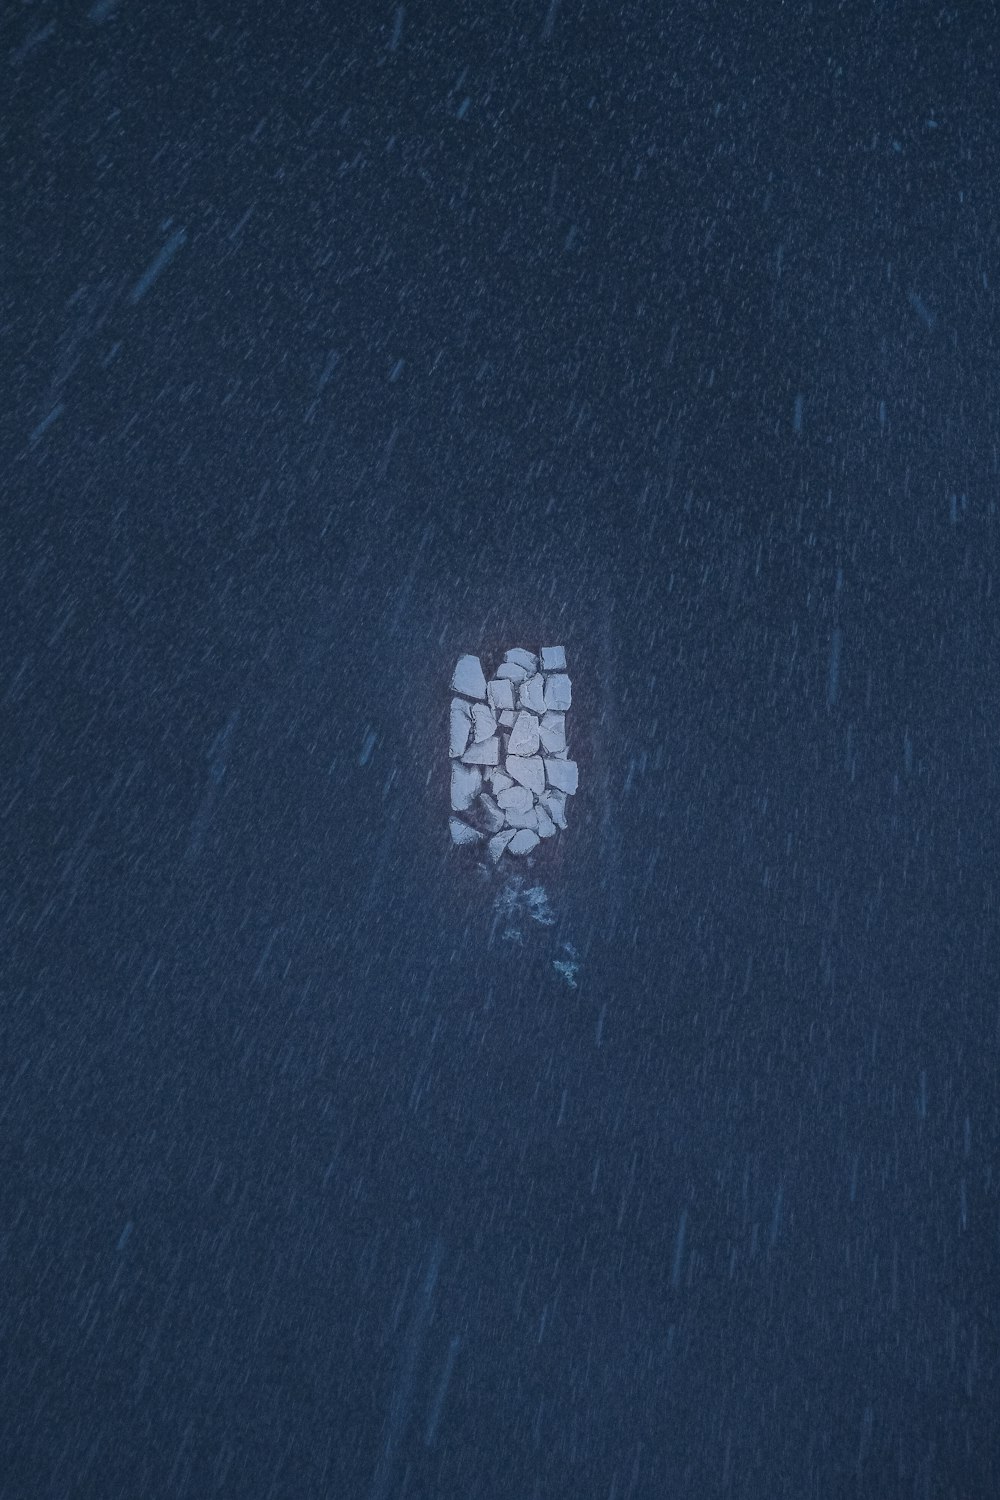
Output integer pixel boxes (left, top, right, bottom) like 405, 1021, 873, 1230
451, 654, 487, 700
499, 710, 516, 729
508, 829, 540, 856
504, 647, 538, 672
497, 661, 529, 683
535, 805, 557, 838
487, 828, 516, 863
506, 754, 545, 795
538, 710, 566, 755
486, 678, 515, 713
461, 736, 499, 766
543, 673, 572, 712
450, 763, 482, 812
507, 709, 540, 757
488, 769, 514, 794
497, 784, 534, 813
540, 646, 566, 671
545, 757, 578, 794
518, 674, 547, 713
539, 789, 567, 829
450, 698, 473, 758
479, 792, 506, 832
449, 816, 482, 846
471, 702, 497, 742
504, 805, 538, 831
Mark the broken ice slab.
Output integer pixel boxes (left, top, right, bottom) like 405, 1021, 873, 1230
471, 702, 497, 742
479, 792, 506, 832
504, 648, 539, 672
518, 674, 547, 714
508, 829, 540, 855
540, 646, 566, 671
503, 805, 538, 831
461, 736, 499, 766
486, 677, 515, 713
450, 762, 482, 811
496, 661, 529, 683
538, 710, 566, 756
487, 769, 514, 794
507, 709, 540, 757
544, 757, 578, 795
450, 698, 473, 758
498, 710, 516, 729
449, 816, 483, 846
451, 654, 487, 700
487, 828, 516, 863
535, 805, 557, 838
506, 754, 545, 795
543, 673, 572, 712
538, 788, 567, 828
496, 784, 534, 814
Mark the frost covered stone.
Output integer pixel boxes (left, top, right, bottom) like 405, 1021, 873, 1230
449, 816, 482, 846
479, 792, 506, 832
487, 829, 516, 863
508, 829, 540, 855
487, 678, 515, 713
497, 661, 529, 683
506, 754, 545, 795
451, 654, 487, 699
497, 784, 534, 814
451, 762, 482, 811
519, 674, 547, 714
539, 789, 567, 829
543, 674, 572, 712
504, 648, 539, 672
450, 698, 473, 758
471, 703, 497, 741
508, 710, 540, 757
544, 757, 578, 795
461, 736, 500, 766
538, 711, 566, 756
540, 646, 566, 671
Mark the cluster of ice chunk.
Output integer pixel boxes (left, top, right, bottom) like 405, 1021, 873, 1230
448, 646, 577, 861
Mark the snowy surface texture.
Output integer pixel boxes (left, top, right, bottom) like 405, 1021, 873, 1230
448, 648, 577, 859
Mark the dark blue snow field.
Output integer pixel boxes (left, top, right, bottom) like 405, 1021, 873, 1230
2, 4, 998, 1497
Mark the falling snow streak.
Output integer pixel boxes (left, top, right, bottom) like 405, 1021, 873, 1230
369, 1239, 444, 1500
826, 627, 842, 708
128, 228, 188, 305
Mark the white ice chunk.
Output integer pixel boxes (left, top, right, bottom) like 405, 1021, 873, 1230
471, 702, 497, 742
538, 710, 566, 756
535, 805, 557, 838
450, 763, 482, 811
499, 710, 516, 728
486, 677, 515, 713
479, 792, 506, 833
540, 646, 566, 671
506, 754, 545, 795
488, 769, 514, 794
449, 698, 473, 758
538, 789, 567, 829
503, 805, 538, 831
518, 674, 547, 714
543, 673, 572, 712
451, 654, 487, 700
496, 661, 529, 683
497, 784, 534, 813
507, 709, 540, 757
449, 816, 482, 846
508, 829, 540, 855
487, 828, 516, 863
504, 647, 539, 672
544, 757, 578, 794
461, 736, 499, 766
